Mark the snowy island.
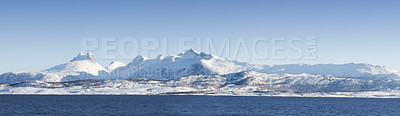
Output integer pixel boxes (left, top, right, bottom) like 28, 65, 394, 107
1, 49, 400, 98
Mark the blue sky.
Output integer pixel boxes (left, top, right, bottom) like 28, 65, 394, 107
1, 0, 400, 73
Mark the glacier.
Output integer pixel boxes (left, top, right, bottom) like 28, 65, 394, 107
1, 49, 400, 98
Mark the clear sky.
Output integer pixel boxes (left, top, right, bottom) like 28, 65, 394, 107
1, 0, 400, 73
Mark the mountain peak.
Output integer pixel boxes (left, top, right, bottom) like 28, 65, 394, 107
156, 55, 164, 60
182, 48, 200, 55
175, 48, 217, 60
132, 55, 148, 63
70, 52, 97, 62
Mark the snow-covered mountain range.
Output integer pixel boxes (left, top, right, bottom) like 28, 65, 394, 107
1, 49, 400, 97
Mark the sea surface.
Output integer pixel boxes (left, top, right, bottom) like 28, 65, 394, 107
0, 95, 399, 115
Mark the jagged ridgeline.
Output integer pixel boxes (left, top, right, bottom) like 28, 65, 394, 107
1, 49, 400, 96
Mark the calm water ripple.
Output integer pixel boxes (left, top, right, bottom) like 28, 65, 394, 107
0, 95, 399, 115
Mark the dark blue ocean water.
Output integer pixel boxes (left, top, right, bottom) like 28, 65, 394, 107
0, 95, 399, 115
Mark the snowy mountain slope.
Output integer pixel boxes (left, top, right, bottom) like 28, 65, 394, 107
219, 71, 384, 92
2, 71, 400, 97
168, 71, 400, 93
109, 48, 400, 80
257, 63, 400, 80
44, 52, 109, 75
0, 53, 110, 83
106, 61, 125, 71
109, 48, 261, 80
0, 72, 50, 84
169, 75, 226, 91
41, 52, 109, 82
